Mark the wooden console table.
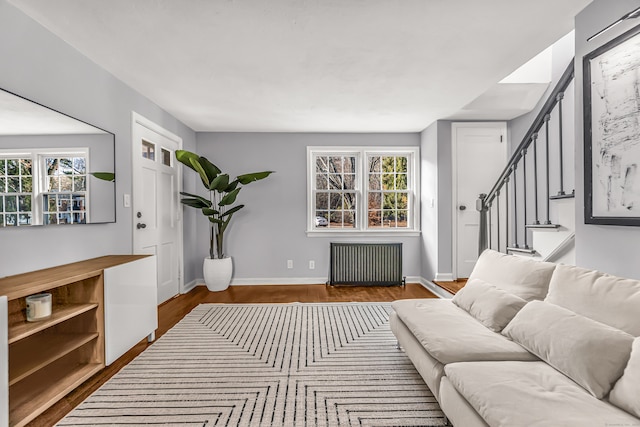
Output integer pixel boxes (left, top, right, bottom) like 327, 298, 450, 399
0, 255, 157, 427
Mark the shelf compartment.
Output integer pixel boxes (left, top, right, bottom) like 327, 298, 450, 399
9, 332, 99, 385
8, 303, 98, 344
10, 358, 103, 427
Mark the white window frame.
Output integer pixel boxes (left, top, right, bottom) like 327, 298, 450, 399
0, 148, 90, 226
306, 146, 420, 236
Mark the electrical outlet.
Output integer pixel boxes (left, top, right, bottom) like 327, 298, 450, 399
309, 260, 315, 270
287, 260, 293, 269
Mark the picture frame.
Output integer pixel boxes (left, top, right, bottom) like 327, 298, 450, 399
584, 23, 640, 226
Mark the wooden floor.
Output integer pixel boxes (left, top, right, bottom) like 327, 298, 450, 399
28, 283, 436, 426
433, 279, 468, 295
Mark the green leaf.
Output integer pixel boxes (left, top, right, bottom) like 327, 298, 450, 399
90, 172, 115, 182
219, 188, 241, 206
175, 150, 200, 171
208, 217, 223, 224
202, 207, 219, 216
237, 171, 274, 185
179, 192, 212, 206
209, 174, 229, 192
225, 180, 239, 192
199, 157, 221, 181
220, 204, 244, 217
189, 158, 210, 188
181, 198, 209, 209
221, 214, 233, 233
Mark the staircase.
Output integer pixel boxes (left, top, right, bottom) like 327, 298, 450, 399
478, 60, 576, 263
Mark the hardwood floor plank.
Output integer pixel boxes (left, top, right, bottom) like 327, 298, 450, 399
26, 283, 436, 426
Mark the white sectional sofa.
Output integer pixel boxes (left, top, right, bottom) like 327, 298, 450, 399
391, 249, 640, 427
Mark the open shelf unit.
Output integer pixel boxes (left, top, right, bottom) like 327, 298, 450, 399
0, 255, 148, 427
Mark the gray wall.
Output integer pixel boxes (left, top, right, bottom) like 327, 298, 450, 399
574, 0, 640, 279
0, 0, 198, 279
419, 122, 438, 281
194, 132, 422, 281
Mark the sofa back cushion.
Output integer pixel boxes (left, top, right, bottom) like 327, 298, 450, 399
468, 249, 556, 301
545, 264, 640, 336
610, 338, 640, 418
503, 300, 633, 399
452, 278, 527, 332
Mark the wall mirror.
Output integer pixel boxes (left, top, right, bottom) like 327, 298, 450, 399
0, 88, 115, 227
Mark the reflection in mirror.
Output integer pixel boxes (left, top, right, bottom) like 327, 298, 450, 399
0, 88, 115, 227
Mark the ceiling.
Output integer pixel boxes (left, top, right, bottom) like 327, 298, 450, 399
9, 0, 592, 133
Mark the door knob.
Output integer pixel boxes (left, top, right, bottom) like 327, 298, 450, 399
459, 205, 466, 211
137, 223, 146, 229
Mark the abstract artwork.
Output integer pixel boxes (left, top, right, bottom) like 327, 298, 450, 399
584, 24, 640, 226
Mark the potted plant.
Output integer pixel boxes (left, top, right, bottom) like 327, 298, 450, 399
176, 150, 273, 291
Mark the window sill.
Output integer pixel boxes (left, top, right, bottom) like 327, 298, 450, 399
306, 229, 421, 238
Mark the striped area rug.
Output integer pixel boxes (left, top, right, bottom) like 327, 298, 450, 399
58, 303, 445, 426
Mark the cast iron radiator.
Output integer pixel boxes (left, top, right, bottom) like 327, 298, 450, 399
329, 242, 405, 286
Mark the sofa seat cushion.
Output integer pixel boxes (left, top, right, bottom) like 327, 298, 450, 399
545, 263, 640, 336
391, 299, 537, 364
468, 249, 556, 301
444, 361, 640, 427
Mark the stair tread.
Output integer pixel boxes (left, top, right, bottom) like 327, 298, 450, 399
507, 246, 537, 255
526, 223, 561, 229
550, 190, 575, 200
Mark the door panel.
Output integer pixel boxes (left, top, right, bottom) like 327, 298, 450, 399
454, 123, 507, 278
132, 114, 182, 304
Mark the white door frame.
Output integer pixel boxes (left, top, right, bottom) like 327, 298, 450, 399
131, 112, 184, 294
451, 121, 507, 280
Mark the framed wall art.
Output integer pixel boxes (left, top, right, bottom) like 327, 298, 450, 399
584, 24, 640, 226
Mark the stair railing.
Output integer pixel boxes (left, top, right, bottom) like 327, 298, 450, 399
478, 60, 575, 255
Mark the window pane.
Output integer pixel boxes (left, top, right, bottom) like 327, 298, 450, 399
383, 193, 396, 210
344, 210, 355, 228
142, 140, 155, 160
49, 177, 59, 192
396, 173, 407, 190
328, 174, 342, 190
72, 195, 86, 211
7, 159, 18, 175
0, 159, 4, 174
397, 193, 408, 209
343, 192, 356, 210
382, 157, 395, 172
18, 195, 31, 211
329, 157, 342, 173
47, 195, 57, 212
5, 196, 16, 212
329, 211, 343, 227
342, 157, 356, 174
60, 176, 73, 191
60, 158, 73, 175
368, 210, 382, 228
162, 148, 172, 166
73, 157, 86, 174
0, 177, 4, 192
382, 173, 394, 190
18, 213, 31, 225
46, 158, 57, 175
343, 174, 355, 190
59, 195, 71, 211
329, 193, 342, 210
21, 177, 32, 192
368, 192, 381, 210
73, 212, 86, 224
20, 159, 32, 175
0, 214, 3, 227
368, 174, 381, 190
45, 214, 58, 225
74, 176, 86, 191
315, 174, 327, 190
315, 192, 328, 210
0, 196, 3, 211
5, 214, 16, 226
383, 210, 396, 227
369, 156, 381, 173
314, 211, 328, 227
316, 156, 328, 173
7, 177, 19, 193
397, 210, 408, 228
396, 156, 408, 173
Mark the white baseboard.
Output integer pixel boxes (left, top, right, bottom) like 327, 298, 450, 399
434, 273, 454, 282
417, 277, 453, 299
181, 279, 202, 294
231, 277, 328, 286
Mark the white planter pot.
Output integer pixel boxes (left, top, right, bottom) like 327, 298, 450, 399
203, 257, 232, 292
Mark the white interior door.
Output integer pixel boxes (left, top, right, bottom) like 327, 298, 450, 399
453, 122, 507, 279
132, 113, 182, 304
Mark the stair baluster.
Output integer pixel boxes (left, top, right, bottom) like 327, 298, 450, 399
522, 148, 529, 249
512, 164, 518, 248
496, 190, 501, 252
544, 113, 551, 225
533, 133, 540, 225
556, 92, 566, 197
